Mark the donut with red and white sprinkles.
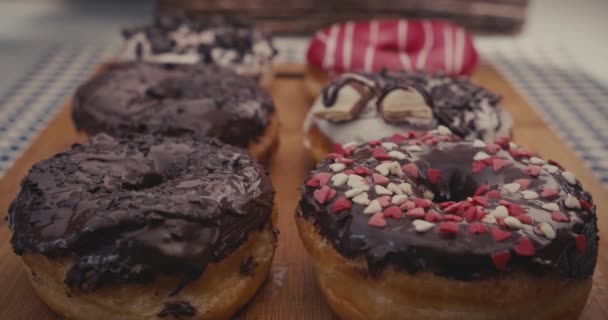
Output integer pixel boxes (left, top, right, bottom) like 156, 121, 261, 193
296, 130, 598, 320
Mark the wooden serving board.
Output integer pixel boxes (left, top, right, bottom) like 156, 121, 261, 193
0, 63, 606, 319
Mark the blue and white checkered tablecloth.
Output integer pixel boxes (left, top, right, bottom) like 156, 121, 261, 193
1, 41, 607, 187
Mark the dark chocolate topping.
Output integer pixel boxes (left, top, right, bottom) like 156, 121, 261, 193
72, 62, 275, 147
298, 131, 598, 280
157, 300, 196, 318
320, 70, 505, 140
9, 134, 275, 291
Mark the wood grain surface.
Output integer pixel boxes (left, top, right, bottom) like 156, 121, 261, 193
0, 63, 606, 319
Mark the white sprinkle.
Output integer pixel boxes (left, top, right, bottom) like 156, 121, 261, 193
561, 171, 577, 185
331, 173, 348, 187
437, 125, 452, 136
389, 161, 404, 177
375, 185, 393, 196
375, 163, 391, 176
352, 192, 370, 205
389, 150, 406, 160
413, 220, 435, 232
473, 139, 486, 148
473, 151, 490, 161
542, 203, 560, 211
398, 183, 413, 195
503, 216, 523, 229
564, 194, 581, 209
481, 215, 497, 224
534, 222, 556, 239
381, 142, 397, 150
347, 174, 367, 188
387, 183, 403, 195
509, 142, 518, 149
345, 186, 369, 198
423, 191, 435, 200
543, 164, 559, 174
329, 163, 346, 172
490, 206, 509, 218
530, 157, 546, 165
502, 183, 521, 193
521, 190, 539, 200
343, 141, 358, 149
363, 200, 382, 214
407, 145, 422, 152
391, 194, 409, 205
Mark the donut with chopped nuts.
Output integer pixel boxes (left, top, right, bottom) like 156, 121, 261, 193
303, 70, 512, 161
8, 134, 277, 320
296, 130, 597, 320
72, 62, 279, 161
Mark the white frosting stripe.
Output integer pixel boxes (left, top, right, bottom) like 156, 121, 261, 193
443, 25, 453, 74
343, 22, 355, 71
364, 20, 379, 72
416, 21, 433, 70
398, 20, 412, 71
454, 27, 465, 74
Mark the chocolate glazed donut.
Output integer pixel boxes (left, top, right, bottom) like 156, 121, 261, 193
297, 128, 598, 320
8, 134, 277, 320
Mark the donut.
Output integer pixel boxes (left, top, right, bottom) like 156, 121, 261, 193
119, 13, 276, 87
8, 134, 277, 320
72, 62, 279, 161
303, 71, 512, 161
305, 19, 478, 98
296, 129, 598, 320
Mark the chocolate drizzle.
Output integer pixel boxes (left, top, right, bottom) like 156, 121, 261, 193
298, 132, 598, 280
8, 134, 275, 291
72, 62, 275, 147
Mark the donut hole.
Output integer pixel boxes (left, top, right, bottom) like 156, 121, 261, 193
426, 168, 480, 203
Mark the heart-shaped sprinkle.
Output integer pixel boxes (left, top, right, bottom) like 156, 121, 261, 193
368, 140, 381, 147
438, 221, 459, 236
472, 161, 487, 173
516, 215, 532, 224
534, 222, 556, 239
352, 192, 370, 205
529, 157, 546, 165
503, 216, 523, 229
564, 194, 581, 209
390, 133, 406, 143
347, 174, 367, 188
473, 139, 486, 148
373, 147, 390, 160
491, 227, 512, 242
381, 142, 397, 150
425, 210, 443, 222
540, 187, 559, 198
372, 173, 390, 186
492, 158, 512, 172
551, 211, 570, 222
377, 196, 391, 207
472, 196, 489, 207
580, 199, 592, 213
543, 164, 559, 174
561, 171, 577, 185
368, 212, 387, 228
438, 201, 455, 209
507, 203, 526, 216
574, 235, 586, 255
400, 200, 416, 210
331, 173, 349, 187
542, 202, 560, 211
485, 143, 501, 154
412, 198, 432, 209
492, 251, 511, 271
523, 165, 541, 176
476, 207, 487, 220
326, 153, 343, 160
413, 220, 435, 232
332, 144, 346, 155
514, 179, 531, 190
402, 163, 419, 178
406, 207, 425, 219
387, 183, 403, 195
486, 190, 502, 199
354, 166, 371, 176
495, 136, 511, 149
363, 200, 382, 214
514, 237, 535, 256
467, 222, 488, 234
463, 206, 478, 222
313, 186, 337, 204
344, 169, 354, 175
337, 157, 354, 165
423, 191, 435, 200
407, 145, 422, 152
374, 163, 390, 176
389, 150, 406, 160
482, 215, 497, 224
345, 186, 369, 198
490, 206, 509, 218
502, 183, 520, 193
391, 194, 409, 205
331, 197, 351, 213
443, 214, 463, 222
473, 151, 491, 161
397, 183, 412, 195
427, 168, 441, 184
383, 206, 403, 219
521, 190, 539, 200
437, 125, 452, 135
474, 184, 488, 196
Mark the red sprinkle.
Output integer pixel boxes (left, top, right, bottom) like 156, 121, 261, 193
377, 196, 391, 207
373, 147, 390, 160
326, 153, 343, 160
509, 148, 533, 159
406, 208, 425, 219
574, 235, 586, 255
390, 133, 406, 143
337, 157, 354, 165
508, 203, 526, 216
580, 199, 592, 213
368, 212, 387, 228
540, 187, 559, 199
354, 166, 371, 176
425, 210, 443, 222
331, 197, 351, 213
443, 202, 461, 213
523, 165, 541, 177
372, 173, 390, 186
551, 211, 570, 222
402, 163, 419, 179
313, 186, 336, 204
492, 158, 512, 172
306, 172, 332, 187
472, 161, 487, 173
472, 196, 489, 207
516, 215, 532, 224
344, 169, 354, 175
332, 144, 346, 155
548, 159, 564, 169
400, 201, 416, 210
514, 179, 531, 190
438, 201, 456, 209
383, 206, 403, 219
474, 184, 488, 196
475, 208, 487, 220
467, 222, 488, 234
427, 168, 441, 184
485, 143, 501, 154
492, 251, 511, 271
412, 198, 432, 209
438, 221, 459, 236
463, 206, 478, 222
486, 190, 502, 199
491, 228, 512, 242
368, 140, 381, 147
495, 136, 511, 149
514, 237, 535, 256
443, 214, 463, 222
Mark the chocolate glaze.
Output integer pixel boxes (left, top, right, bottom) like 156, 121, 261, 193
320, 70, 506, 140
72, 62, 275, 147
157, 300, 196, 318
9, 134, 275, 291
298, 132, 598, 280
